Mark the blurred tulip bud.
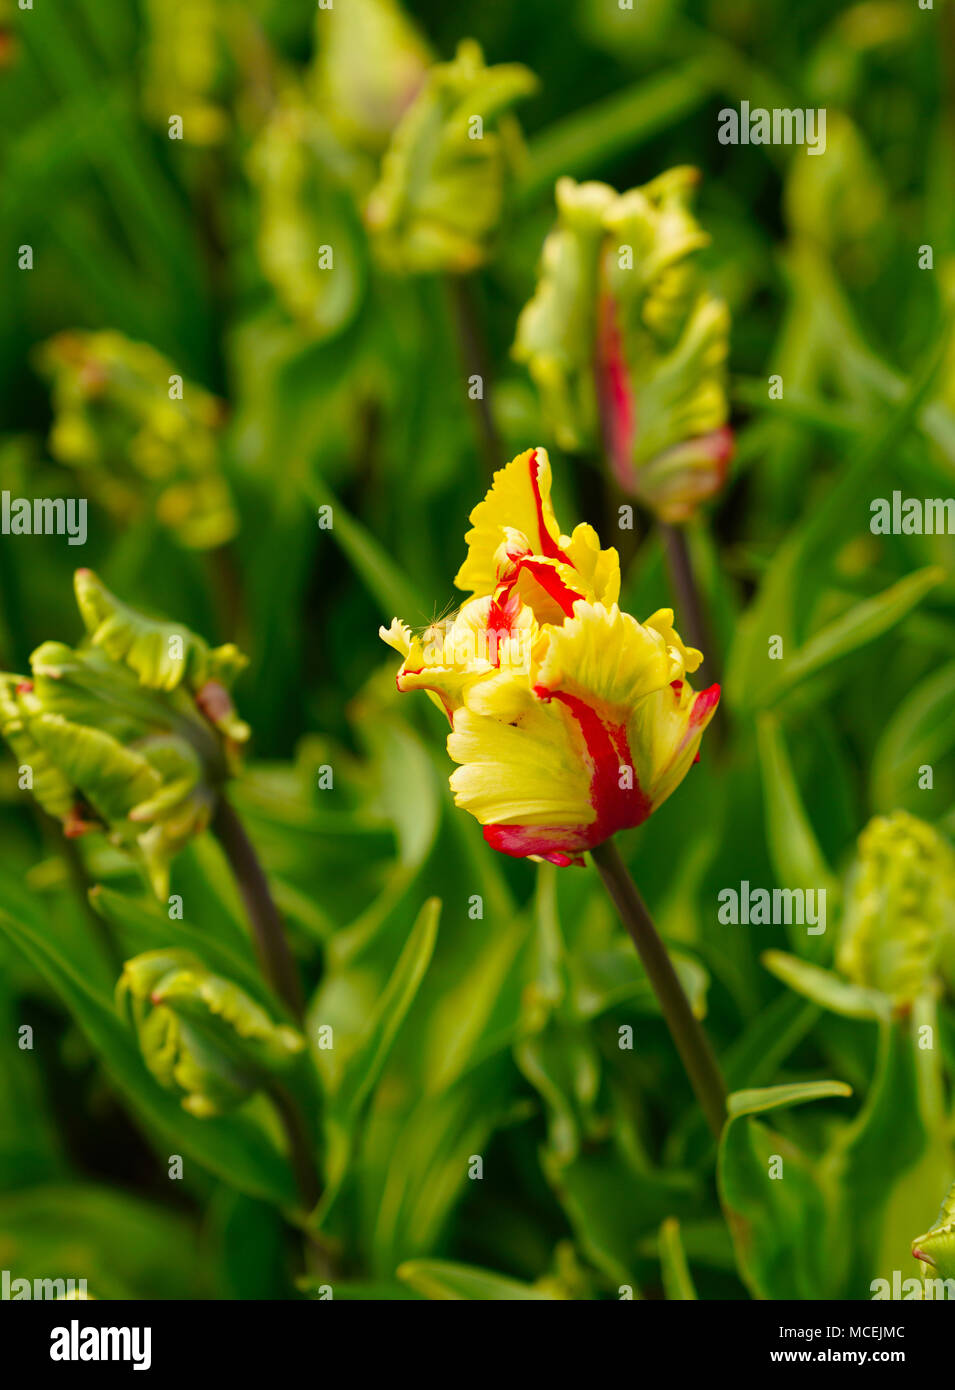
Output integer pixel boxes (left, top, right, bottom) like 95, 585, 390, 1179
785, 114, 887, 274
913, 1180, 955, 1279
117, 949, 304, 1116
514, 169, 733, 522
837, 811, 955, 1009
247, 88, 367, 339
35, 331, 237, 550
365, 39, 538, 274
311, 0, 432, 156
142, 0, 230, 145
0, 570, 249, 898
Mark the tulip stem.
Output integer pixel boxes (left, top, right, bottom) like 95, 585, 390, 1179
446, 273, 502, 475
658, 521, 718, 685
213, 801, 324, 1227
590, 838, 726, 1139
268, 1080, 322, 1213
212, 796, 305, 1022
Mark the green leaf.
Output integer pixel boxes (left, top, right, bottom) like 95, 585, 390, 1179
0, 947, 63, 1188
519, 61, 717, 202
831, 1021, 929, 1291
756, 714, 840, 921
726, 325, 953, 713
727, 1080, 853, 1121
0, 895, 297, 1209
659, 1217, 698, 1300
312, 895, 442, 1214
90, 883, 268, 1008
762, 950, 893, 1022
396, 1258, 563, 1300
339, 897, 441, 1117
307, 474, 426, 624
0, 1183, 206, 1299
871, 662, 955, 814
719, 1079, 852, 1298
757, 567, 944, 710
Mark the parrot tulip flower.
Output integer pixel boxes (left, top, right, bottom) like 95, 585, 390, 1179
381, 447, 719, 865
514, 170, 733, 523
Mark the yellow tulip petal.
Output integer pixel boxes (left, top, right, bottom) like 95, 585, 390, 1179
448, 695, 597, 865
644, 607, 703, 676
454, 447, 568, 596
563, 523, 621, 607
532, 602, 674, 717
627, 677, 720, 812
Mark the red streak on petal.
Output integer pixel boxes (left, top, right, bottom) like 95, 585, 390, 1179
516, 557, 583, 618
483, 824, 582, 866
196, 679, 232, 726
484, 685, 652, 866
547, 690, 651, 844
527, 449, 570, 562
689, 682, 721, 731
486, 585, 522, 665
63, 805, 99, 839
596, 295, 636, 491
681, 684, 721, 760
699, 424, 735, 476
16, 680, 33, 694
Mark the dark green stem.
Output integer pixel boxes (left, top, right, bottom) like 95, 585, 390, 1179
211, 799, 323, 1228
268, 1080, 321, 1214
211, 795, 304, 1022
446, 273, 502, 475
658, 521, 718, 686
590, 837, 726, 1139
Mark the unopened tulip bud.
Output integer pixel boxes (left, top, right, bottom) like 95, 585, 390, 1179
0, 571, 249, 898
365, 39, 538, 274
837, 810, 955, 1009
514, 170, 733, 522
36, 330, 236, 550
117, 949, 304, 1116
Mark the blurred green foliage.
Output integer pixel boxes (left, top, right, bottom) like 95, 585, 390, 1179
0, 0, 953, 1301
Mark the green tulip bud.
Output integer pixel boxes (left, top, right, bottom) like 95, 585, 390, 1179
247, 87, 367, 340
514, 169, 733, 523
142, 0, 229, 146
837, 811, 955, 1009
117, 950, 304, 1117
365, 39, 538, 274
0, 571, 249, 898
310, 0, 432, 156
35, 330, 236, 550
912, 1180, 955, 1279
